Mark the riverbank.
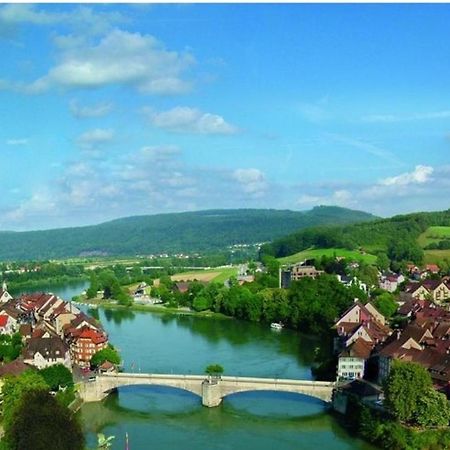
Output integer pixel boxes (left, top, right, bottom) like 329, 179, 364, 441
8, 275, 89, 295
73, 297, 233, 320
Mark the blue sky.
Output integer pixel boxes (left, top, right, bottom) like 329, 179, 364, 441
0, 3, 449, 230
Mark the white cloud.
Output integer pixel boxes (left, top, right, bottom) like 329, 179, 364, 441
77, 128, 115, 150
25, 29, 195, 94
232, 168, 267, 197
145, 106, 238, 134
380, 165, 434, 186
362, 110, 450, 123
0, 4, 126, 36
296, 190, 354, 208
69, 99, 113, 118
0, 4, 63, 26
6, 138, 28, 146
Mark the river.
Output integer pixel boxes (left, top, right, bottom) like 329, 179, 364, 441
77, 307, 375, 450
18, 281, 374, 449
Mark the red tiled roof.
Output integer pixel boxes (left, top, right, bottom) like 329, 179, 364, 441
0, 315, 9, 327
73, 326, 107, 345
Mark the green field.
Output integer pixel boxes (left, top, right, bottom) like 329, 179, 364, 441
277, 248, 377, 265
171, 266, 238, 284
418, 226, 450, 247
424, 249, 450, 264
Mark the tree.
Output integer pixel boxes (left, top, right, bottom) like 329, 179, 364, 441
384, 361, 432, 423
376, 253, 390, 271
415, 388, 450, 427
40, 364, 73, 391
192, 296, 210, 312
1, 370, 48, 432
4, 389, 84, 450
373, 292, 398, 318
205, 364, 224, 379
86, 273, 99, 299
90, 345, 121, 368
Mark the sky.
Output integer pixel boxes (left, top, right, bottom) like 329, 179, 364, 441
0, 3, 449, 231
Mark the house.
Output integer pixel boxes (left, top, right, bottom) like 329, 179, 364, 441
173, 282, 190, 294
377, 324, 439, 383
18, 324, 32, 341
336, 301, 385, 327
406, 280, 450, 303
0, 314, 15, 335
426, 264, 440, 275
69, 326, 108, 368
379, 273, 405, 293
333, 380, 383, 415
0, 360, 34, 392
290, 264, 323, 281
23, 337, 71, 370
337, 338, 373, 380
334, 301, 391, 353
0, 305, 19, 332
280, 263, 324, 288
0, 287, 13, 304
46, 301, 80, 335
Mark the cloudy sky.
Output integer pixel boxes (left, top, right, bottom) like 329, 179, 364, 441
0, 4, 449, 230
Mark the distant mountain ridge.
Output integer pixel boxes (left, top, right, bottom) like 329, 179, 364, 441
0, 206, 377, 261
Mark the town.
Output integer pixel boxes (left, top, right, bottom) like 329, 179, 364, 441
0, 285, 112, 378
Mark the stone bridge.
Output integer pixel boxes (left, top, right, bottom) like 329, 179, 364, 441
78, 372, 336, 407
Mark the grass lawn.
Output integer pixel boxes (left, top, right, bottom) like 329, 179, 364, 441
277, 248, 377, 265
424, 250, 450, 264
170, 266, 238, 284
418, 226, 450, 247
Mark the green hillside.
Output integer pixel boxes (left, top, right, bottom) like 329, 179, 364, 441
262, 209, 450, 266
278, 248, 377, 265
0, 206, 376, 261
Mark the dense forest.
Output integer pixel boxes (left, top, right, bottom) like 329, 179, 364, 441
0, 207, 375, 261
261, 209, 450, 265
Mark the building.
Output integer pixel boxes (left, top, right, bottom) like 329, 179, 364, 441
23, 336, 71, 370
69, 326, 108, 368
337, 338, 373, 381
405, 279, 450, 303
279, 263, 323, 288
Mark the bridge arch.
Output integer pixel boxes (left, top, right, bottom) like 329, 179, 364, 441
102, 382, 202, 399
78, 373, 335, 406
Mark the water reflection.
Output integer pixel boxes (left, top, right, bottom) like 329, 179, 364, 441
102, 308, 136, 325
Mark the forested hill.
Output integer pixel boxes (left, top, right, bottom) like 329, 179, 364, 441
0, 206, 376, 261
260, 209, 450, 265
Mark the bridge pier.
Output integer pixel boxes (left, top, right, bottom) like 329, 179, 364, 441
202, 379, 222, 407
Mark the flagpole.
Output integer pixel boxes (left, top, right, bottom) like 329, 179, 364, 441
125, 432, 129, 450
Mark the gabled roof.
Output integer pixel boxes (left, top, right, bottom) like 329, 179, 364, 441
23, 337, 68, 360
72, 326, 107, 345
340, 338, 373, 360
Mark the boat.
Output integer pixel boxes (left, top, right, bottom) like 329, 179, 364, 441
270, 322, 283, 330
